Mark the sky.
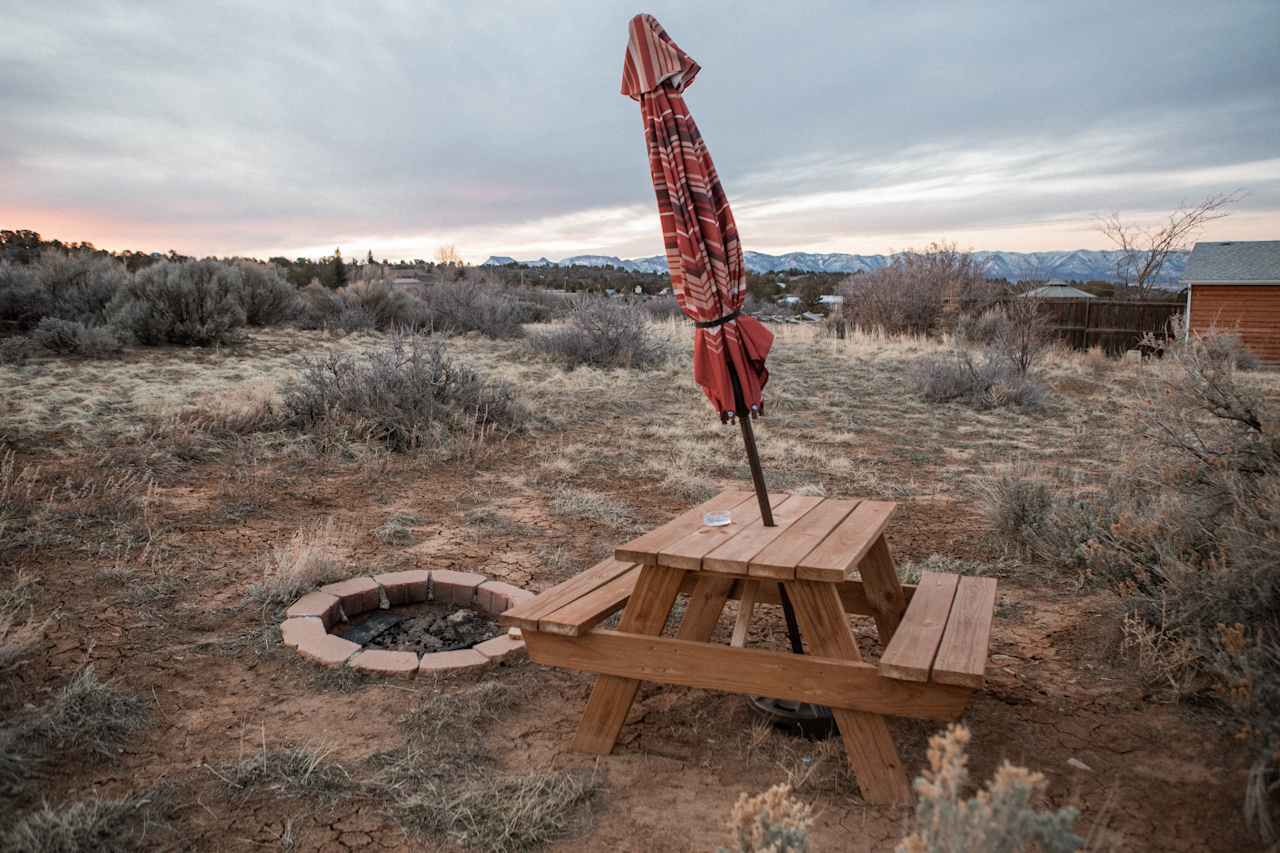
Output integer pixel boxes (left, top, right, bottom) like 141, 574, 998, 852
2, 1, 1278, 264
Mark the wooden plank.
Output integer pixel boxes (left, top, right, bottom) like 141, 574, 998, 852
525, 629, 971, 721
856, 535, 907, 645
879, 572, 960, 683
731, 580, 758, 647
614, 490, 755, 565
500, 557, 637, 632
571, 564, 685, 754
675, 574, 736, 642
796, 501, 897, 582
748, 498, 859, 580
701, 495, 825, 576
932, 576, 998, 688
677, 574, 918, 617
785, 579, 911, 803
538, 566, 641, 637
657, 493, 792, 571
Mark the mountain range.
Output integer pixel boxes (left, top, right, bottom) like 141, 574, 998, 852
483, 249, 1187, 285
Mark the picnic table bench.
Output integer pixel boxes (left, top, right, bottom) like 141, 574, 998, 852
500, 489, 997, 803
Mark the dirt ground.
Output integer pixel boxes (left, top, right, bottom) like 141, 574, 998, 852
0, 325, 1266, 851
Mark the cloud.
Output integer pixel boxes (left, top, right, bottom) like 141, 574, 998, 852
2, 0, 1277, 260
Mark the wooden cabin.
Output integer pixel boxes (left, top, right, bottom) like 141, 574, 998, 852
1184, 241, 1280, 364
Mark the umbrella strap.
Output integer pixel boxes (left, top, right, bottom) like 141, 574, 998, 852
694, 309, 740, 329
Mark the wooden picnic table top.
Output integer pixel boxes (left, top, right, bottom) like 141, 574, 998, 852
614, 489, 896, 583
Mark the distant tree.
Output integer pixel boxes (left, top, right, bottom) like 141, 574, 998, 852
434, 244, 463, 266
330, 247, 348, 289
1096, 191, 1242, 295
0, 229, 44, 264
366, 249, 375, 265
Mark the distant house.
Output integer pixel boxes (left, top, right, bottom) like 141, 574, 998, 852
1183, 241, 1280, 364
1020, 282, 1096, 299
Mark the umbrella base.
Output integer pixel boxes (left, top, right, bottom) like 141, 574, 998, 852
746, 696, 836, 739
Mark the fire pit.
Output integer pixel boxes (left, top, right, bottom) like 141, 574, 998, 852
279, 569, 532, 678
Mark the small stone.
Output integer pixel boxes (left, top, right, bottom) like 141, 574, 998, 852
447, 609, 474, 624
1067, 757, 1093, 772
280, 617, 327, 648
418, 648, 488, 673
430, 570, 486, 605
373, 570, 431, 606
348, 649, 418, 678
286, 591, 342, 629
297, 633, 361, 667
473, 634, 526, 663
319, 577, 381, 617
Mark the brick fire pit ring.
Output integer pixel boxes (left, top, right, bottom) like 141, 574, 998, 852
280, 570, 531, 678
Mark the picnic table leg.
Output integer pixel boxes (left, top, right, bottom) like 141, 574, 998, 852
784, 578, 911, 804
676, 575, 736, 642
572, 564, 685, 754
857, 534, 908, 646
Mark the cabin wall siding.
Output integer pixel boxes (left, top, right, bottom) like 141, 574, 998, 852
1188, 283, 1280, 364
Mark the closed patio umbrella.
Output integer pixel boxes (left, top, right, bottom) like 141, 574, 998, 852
622, 15, 823, 682
621, 13, 777, 525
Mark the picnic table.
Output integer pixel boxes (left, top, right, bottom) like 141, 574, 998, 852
500, 489, 997, 803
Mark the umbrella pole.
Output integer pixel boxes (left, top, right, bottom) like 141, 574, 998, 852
725, 360, 774, 527
725, 357, 805, 656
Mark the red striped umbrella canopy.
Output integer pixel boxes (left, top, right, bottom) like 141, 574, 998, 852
621, 13, 773, 423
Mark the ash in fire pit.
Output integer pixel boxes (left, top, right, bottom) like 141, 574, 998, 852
337, 600, 503, 655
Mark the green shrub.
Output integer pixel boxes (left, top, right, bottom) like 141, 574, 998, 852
231, 261, 298, 326
110, 260, 245, 345
897, 725, 1081, 853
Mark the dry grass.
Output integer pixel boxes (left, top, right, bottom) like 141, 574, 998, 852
206, 741, 356, 803
249, 517, 348, 610
0, 790, 173, 853
1, 667, 148, 811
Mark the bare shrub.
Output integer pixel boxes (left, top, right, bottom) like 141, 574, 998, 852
281, 333, 526, 452
110, 260, 246, 345
897, 724, 1081, 853
531, 298, 667, 370
0, 335, 37, 365
550, 485, 636, 529
250, 518, 346, 609
639, 293, 683, 320
338, 279, 424, 330
33, 252, 127, 326
417, 279, 532, 338
231, 261, 298, 326
842, 243, 989, 336
0, 261, 47, 331
31, 318, 123, 358
915, 350, 1046, 410
719, 783, 813, 853
981, 332, 1280, 840
295, 281, 342, 329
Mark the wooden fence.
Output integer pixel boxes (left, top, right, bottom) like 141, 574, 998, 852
1033, 298, 1184, 353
